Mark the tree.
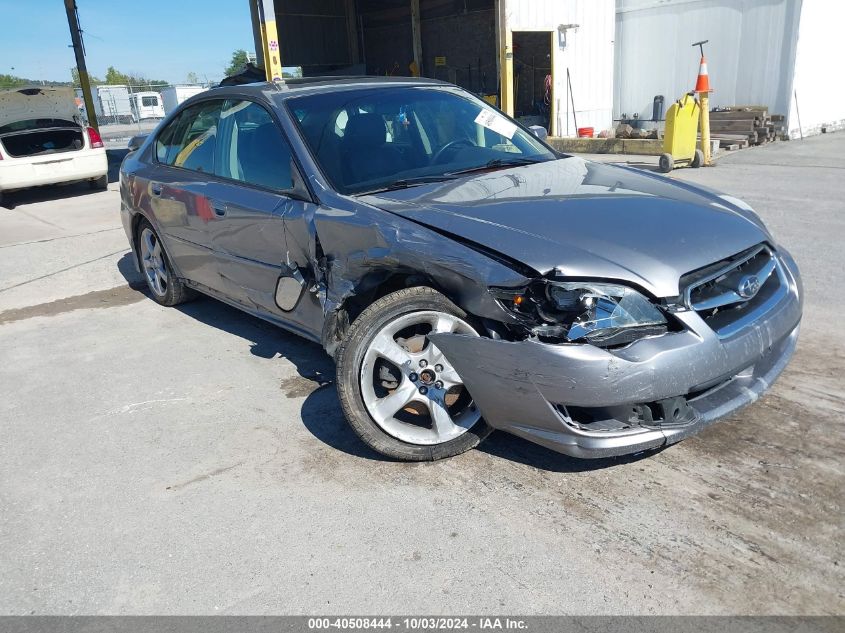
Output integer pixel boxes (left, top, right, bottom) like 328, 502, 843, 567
71, 67, 102, 87
93, 66, 168, 89
186, 71, 199, 84
0, 74, 28, 88
224, 49, 250, 77
105, 66, 130, 85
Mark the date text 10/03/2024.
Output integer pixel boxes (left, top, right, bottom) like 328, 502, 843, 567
307, 617, 528, 630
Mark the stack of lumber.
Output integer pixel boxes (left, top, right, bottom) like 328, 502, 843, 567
706, 106, 787, 149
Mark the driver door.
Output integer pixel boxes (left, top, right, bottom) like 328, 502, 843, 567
205, 98, 318, 324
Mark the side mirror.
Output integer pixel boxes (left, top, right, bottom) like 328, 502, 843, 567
529, 125, 548, 141
127, 134, 148, 152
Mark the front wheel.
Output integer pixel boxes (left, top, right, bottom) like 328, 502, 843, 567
336, 287, 493, 461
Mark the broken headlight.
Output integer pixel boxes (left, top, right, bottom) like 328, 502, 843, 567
495, 281, 667, 346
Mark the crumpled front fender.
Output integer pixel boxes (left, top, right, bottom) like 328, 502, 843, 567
428, 289, 801, 459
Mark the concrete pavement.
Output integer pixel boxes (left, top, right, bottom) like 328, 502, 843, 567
0, 136, 842, 615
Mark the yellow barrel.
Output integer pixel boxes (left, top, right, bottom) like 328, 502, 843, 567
660, 94, 703, 172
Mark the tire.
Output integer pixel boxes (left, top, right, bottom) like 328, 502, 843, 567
659, 153, 674, 173
336, 287, 494, 461
89, 175, 108, 190
136, 219, 195, 307
691, 149, 705, 168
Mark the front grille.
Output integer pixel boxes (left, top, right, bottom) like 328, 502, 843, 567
681, 244, 788, 338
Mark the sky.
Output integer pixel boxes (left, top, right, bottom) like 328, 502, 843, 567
0, 0, 256, 84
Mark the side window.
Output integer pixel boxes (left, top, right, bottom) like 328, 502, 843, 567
217, 100, 294, 191
154, 114, 184, 164
155, 100, 222, 173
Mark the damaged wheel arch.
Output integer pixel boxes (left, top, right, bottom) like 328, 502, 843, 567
281, 194, 536, 358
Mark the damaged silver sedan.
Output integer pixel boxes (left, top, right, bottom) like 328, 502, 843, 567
120, 77, 803, 461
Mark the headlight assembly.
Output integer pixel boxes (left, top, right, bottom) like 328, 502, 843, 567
546, 282, 666, 341
493, 281, 668, 346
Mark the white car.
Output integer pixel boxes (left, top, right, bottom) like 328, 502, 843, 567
0, 86, 108, 205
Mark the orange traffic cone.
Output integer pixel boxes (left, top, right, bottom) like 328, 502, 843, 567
694, 55, 712, 93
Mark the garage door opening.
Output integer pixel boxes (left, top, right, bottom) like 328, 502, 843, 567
272, 0, 497, 100
512, 31, 553, 133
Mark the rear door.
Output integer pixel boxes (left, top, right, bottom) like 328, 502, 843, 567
207, 98, 319, 326
141, 99, 224, 291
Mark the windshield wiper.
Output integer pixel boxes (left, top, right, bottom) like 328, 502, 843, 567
354, 174, 459, 196
447, 157, 546, 176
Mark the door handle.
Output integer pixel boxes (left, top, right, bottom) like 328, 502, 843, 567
211, 201, 227, 217
150, 183, 162, 196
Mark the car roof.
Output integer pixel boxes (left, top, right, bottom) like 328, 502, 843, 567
203, 75, 450, 102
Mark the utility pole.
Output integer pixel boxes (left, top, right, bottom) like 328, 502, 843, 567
64, 0, 99, 131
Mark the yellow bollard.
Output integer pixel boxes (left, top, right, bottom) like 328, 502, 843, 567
700, 92, 711, 165
693, 41, 713, 165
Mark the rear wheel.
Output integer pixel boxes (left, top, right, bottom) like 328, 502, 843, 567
89, 175, 108, 190
136, 219, 195, 306
691, 149, 705, 168
336, 287, 493, 461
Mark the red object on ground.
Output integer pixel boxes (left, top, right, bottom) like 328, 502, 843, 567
577, 127, 594, 138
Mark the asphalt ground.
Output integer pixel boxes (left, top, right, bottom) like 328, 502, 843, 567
0, 135, 842, 615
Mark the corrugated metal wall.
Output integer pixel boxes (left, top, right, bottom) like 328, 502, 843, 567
275, 0, 352, 70
504, 0, 616, 136
615, 0, 803, 119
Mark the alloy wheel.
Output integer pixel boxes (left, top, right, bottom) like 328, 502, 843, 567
359, 310, 481, 445
140, 227, 168, 297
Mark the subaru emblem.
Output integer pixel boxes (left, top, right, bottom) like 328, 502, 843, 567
737, 274, 761, 299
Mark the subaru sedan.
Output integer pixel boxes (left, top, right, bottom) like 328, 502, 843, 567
119, 77, 802, 461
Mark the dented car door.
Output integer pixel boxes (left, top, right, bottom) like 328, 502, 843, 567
206, 98, 322, 335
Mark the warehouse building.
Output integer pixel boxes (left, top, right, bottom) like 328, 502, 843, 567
615, 0, 844, 139
250, 0, 843, 139
250, 0, 615, 137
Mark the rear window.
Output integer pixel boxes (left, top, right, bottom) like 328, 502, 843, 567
141, 96, 158, 107
0, 119, 79, 134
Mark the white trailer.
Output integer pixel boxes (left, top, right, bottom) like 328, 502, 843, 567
132, 91, 165, 119
92, 85, 136, 124
160, 86, 207, 115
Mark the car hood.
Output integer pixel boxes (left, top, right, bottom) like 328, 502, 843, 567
362, 158, 771, 297
0, 87, 81, 129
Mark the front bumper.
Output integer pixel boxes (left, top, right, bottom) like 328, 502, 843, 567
430, 250, 803, 458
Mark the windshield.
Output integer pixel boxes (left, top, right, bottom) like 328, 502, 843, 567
286, 86, 557, 195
